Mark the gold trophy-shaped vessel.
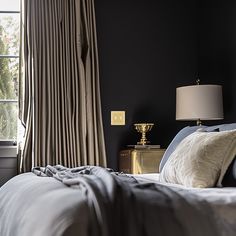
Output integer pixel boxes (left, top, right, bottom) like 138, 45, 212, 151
134, 123, 154, 145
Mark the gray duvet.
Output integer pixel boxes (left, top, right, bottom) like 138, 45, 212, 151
0, 165, 235, 236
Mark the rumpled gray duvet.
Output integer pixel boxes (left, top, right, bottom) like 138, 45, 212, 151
0, 165, 236, 236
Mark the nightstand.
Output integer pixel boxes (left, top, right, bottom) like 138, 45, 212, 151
119, 147, 166, 174
0, 146, 17, 187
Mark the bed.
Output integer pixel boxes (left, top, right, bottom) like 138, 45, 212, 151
1, 124, 236, 236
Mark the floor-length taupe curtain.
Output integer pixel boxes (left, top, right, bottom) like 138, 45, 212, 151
19, 0, 107, 172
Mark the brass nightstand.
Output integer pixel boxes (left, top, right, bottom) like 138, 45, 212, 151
119, 147, 166, 174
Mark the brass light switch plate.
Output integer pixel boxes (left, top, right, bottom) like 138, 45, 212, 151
111, 111, 125, 125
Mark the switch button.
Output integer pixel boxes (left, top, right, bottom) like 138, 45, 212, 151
111, 111, 125, 125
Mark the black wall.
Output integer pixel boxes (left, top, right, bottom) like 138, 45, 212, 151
198, 1, 236, 122
95, 0, 236, 170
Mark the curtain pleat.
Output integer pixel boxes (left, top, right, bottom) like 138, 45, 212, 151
19, 0, 107, 172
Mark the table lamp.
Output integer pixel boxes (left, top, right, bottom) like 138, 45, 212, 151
176, 82, 224, 126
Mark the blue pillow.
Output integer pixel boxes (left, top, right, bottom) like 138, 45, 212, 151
159, 123, 236, 173
202, 123, 236, 132
218, 123, 236, 131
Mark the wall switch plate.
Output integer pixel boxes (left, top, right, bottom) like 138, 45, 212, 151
111, 111, 125, 125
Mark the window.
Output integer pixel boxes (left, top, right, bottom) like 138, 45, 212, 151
0, 0, 20, 141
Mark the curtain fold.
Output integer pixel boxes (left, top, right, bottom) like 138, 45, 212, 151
19, 0, 107, 172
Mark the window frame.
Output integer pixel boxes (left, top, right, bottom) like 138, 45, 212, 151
0, 8, 20, 142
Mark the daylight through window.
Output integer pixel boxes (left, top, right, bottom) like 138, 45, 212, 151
0, 0, 20, 140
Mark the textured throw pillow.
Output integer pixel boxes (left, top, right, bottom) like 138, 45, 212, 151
159, 130, 236, 188
159, 123, 236, 173
159, 126, 206, 172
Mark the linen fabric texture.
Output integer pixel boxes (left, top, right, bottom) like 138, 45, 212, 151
0, 165, 228, 236
159, 130, 236, 188
19, 0, 106, 172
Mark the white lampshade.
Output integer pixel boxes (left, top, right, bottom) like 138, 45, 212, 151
176, 84, 224, 122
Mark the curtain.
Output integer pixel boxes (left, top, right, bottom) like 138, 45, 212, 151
19, 0, 107, 172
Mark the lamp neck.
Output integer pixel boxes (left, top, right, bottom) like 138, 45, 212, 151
196, 119, 202, 126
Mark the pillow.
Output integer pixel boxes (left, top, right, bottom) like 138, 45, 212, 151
159, 130, 236, 188
159, 123, 236, 172
159, 126, 206, 172
218, 123, 236, 131
197, 127, 220, 132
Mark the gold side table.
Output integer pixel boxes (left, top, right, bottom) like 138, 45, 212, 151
119, 147, 166, 174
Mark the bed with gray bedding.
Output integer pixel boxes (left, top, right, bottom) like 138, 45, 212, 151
0, 165, 236, 236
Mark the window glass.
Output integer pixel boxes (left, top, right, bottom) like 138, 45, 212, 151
0, 58, 18, 99
0, 102, 17, 140
0, 13, 20, 55
0, 0, 20, 12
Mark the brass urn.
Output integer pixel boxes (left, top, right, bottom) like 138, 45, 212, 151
134, 123, 154, 145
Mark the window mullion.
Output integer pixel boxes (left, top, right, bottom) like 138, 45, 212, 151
0, 100, 18, 103
0, 11, 20, 14
0, 55, 19, 58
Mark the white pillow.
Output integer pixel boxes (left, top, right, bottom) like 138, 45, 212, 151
159, 129, 236, 188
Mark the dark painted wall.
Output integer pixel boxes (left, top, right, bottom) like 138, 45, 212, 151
95, 0, 236, 170
198, 1, 236, 122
